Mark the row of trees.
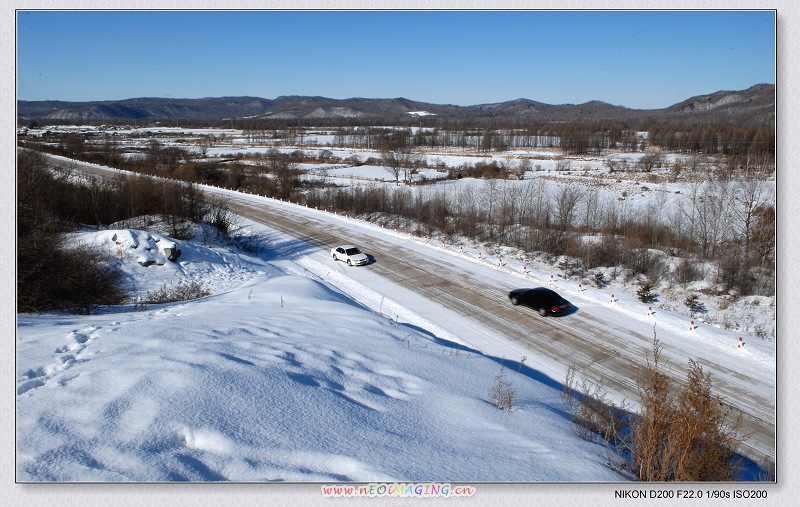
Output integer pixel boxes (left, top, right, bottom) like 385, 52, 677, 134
18, 150, 124, 314
239, 123, 775, 158
304, 175, 774, 296
648, 124, 775, 158
23, 129, 775, 298
26, 122, 774, 181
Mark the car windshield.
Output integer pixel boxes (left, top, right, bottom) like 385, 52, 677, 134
345, 248, 361, 255
532, 289, 563, 302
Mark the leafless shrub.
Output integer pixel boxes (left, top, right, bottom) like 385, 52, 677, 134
630, 336, 679, 481
631, 334, 744, 481
143, 280, 211, 304
563, 364, 627, 444
562, 364, 579, 411
667, 359, 744, 481
17, 235, 126, 315
563, 331, 746, 481
205, 195, 238, 237
231, 231, 270, 255
488, 360, 515, 411
674, 257, 699, 288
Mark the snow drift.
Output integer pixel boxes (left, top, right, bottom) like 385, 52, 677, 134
17, 229, 623, 482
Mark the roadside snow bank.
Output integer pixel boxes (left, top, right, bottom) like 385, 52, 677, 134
68, 228, 276, 298
17, 236, 625, 482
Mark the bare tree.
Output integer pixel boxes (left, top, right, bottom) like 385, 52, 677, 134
554, 185, 584, 232
581, 188, 601, 232
677, 179, 704, 254
512, 158, 532, 180
694, 180, 734, 259
402, 153, 421, 184
636, 152, 665, 173
523, 178, 551, 244
604, 155, 623, 174
381, 150, 403, 185
735, 177, 772, 263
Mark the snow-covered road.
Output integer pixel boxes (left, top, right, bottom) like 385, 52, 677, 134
222, 190, 775, 466
52, 155, 776, 465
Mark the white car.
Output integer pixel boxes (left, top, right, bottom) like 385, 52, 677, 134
331, 245, 369, 266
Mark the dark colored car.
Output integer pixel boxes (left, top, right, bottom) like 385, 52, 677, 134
508, 287, 572, 316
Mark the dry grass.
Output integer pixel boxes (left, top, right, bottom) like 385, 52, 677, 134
142, 280, 211, 305
563, 333, 745, 481
488, 360, 515, 411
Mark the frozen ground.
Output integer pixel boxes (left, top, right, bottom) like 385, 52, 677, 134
17, 223, 629, 483
13, 141, 778, 504
16, 183, 776, 483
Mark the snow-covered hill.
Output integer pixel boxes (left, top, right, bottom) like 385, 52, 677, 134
16, 227, 625, 482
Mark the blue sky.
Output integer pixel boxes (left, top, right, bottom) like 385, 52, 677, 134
16, 10, 775, 109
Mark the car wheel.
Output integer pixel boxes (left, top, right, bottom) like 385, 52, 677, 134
510, 296, 519, 305
538, 307, 547, 317
332, 253, 338, 261
347, 259, 352, 266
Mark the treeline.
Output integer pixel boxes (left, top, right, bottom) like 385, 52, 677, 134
24, 117, 774, 160
17, 150, 224, 314
22, 128, 775, 299
239, 123, 775, 159
649, 124, 775, 158
21, 136, 322, 202
304, 176, 775, 297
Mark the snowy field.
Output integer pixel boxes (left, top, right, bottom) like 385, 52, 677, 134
16, 189, 776, 484
17, 222, 627, 483
31, 132, 778, 341
14, 131, 778, 499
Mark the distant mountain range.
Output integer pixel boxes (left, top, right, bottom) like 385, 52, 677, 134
17, 84, 775, 126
